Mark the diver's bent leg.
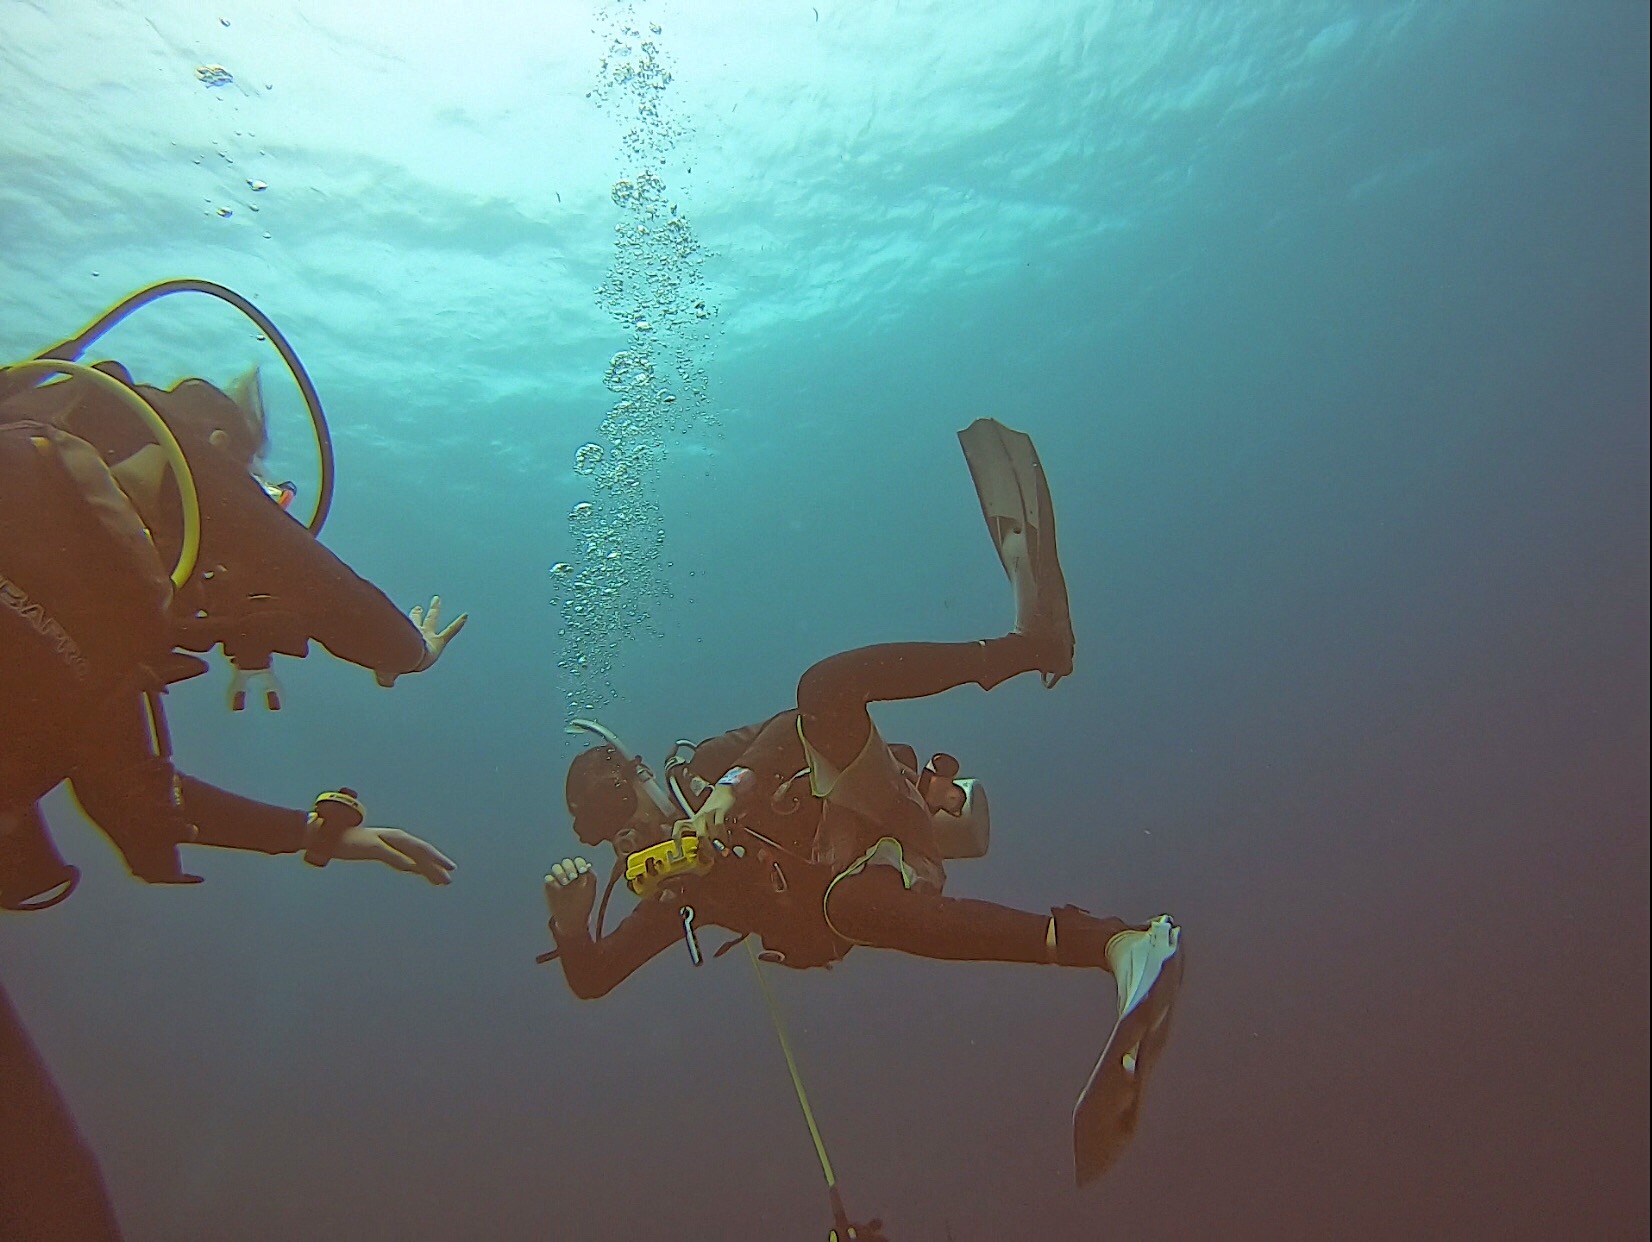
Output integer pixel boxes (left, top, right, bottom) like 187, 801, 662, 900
798, 637, 1042, 768
825, 867, 1128, 968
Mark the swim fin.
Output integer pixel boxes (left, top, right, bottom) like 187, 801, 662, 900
957, 418, 1074, 685
1072, 915, 1183, 1186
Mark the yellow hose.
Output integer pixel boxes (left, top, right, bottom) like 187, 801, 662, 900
4, 360, 201, 589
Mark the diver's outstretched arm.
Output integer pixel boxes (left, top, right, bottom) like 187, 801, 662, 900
175, 776, 307, 853
179, 778, 454, 885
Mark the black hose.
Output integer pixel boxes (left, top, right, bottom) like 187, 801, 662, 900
593, 859, 625, 941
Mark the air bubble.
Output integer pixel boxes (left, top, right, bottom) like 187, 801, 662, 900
559, 11, 721, 714
574, 443, 605, 475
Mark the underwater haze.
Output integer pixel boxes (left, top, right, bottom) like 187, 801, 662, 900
2, 1, 1647, 1238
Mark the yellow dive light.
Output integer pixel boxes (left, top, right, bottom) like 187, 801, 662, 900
625, 834, 714, 899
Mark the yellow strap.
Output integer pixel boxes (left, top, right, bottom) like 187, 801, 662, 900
745, 940, 837, 1192
822, 837, 920, 945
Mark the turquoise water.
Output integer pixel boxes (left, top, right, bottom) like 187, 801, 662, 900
3, 2, 1647, 1238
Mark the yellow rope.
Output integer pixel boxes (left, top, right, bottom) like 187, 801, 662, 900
745, 939, 837, 1191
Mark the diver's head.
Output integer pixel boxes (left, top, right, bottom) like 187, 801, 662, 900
61, 365, 273, 535
566, 744, 669, 856
164, 369, 268, 469
56, 365, 267, 470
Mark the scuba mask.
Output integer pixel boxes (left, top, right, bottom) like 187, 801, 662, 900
259, 477, 297, 510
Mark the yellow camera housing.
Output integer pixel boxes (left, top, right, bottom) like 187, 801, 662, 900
625, 834, 714, 898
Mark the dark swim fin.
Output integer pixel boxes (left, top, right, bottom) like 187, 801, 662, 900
957, 418, 1074, 685
1072, 915, 1184, 1187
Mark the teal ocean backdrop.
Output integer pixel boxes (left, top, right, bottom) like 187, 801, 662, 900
2, 2, 1646, 1238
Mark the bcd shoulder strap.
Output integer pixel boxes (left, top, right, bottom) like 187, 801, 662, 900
1, 420, 175, 805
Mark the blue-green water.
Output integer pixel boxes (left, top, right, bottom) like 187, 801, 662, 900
2, 2, 1647, 1238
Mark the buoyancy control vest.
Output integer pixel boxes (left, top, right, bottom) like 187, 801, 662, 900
0, 404, 193, 907
0, 418, 174, 807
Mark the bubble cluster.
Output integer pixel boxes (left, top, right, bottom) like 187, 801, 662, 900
552, 6, 720, 714
187, 23, 277, 231
603, 349, 655, 392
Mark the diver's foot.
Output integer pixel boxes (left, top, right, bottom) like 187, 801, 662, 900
977, 631, 1058, 691
1051, 906, 1132, 968
1018, 608, 1075, 685
1104, 915, 1181, 1025
1072, 914, 1184, 1187
1001, 527, 1075, 685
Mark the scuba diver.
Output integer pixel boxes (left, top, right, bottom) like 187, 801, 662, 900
545, 419, 1183, 1189
0, 282, 466, 1237
0, 282, 468, 904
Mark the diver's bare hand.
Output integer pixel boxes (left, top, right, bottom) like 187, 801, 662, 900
672, 818, 727, 854
413, 596, 468, 666
328, 825, 455, 885
376, 596, 470, 686
544, 857, 597, 936
694, 785, 737, 837
671, 785, 734, 850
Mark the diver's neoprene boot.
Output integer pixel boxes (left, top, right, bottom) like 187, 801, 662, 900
1103, 914, 1182, 1025
1071, 913, 1184, 1187
1050, 906, 1132, 969
975, 632, 1040, 691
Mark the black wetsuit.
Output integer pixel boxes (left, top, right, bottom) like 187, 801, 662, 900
553, 713, 844, 997
553, 636, 1101, 999
1, 363, 428, 891
0, 364, 431, 1236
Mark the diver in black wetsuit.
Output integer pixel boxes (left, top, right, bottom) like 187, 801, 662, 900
545, 640, 1134, 988
0, 359, 465, 901
0, 307, 467, 1237
544, 420, 1184, 1188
